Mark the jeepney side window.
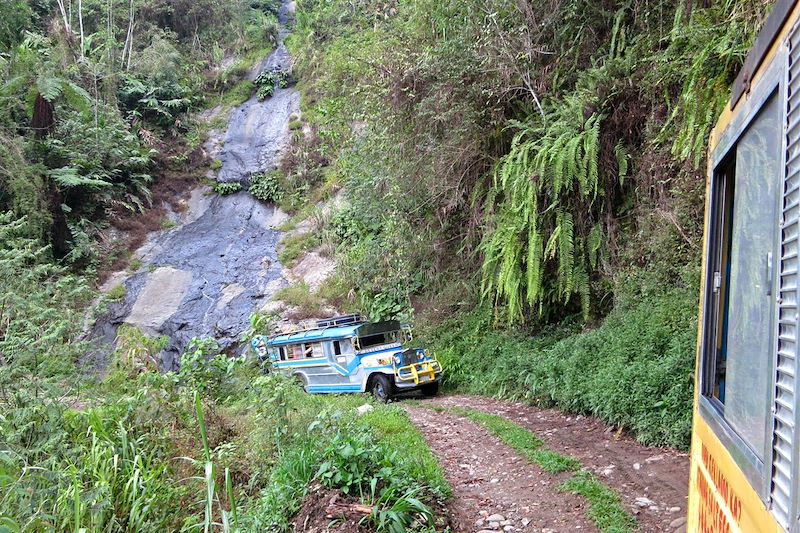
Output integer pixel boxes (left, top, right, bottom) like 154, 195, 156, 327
333, 340, 342, 355
311, 343, 324, 358
279, 346, 287, 361
290, 344, 303, 359
702, 92, 781, 464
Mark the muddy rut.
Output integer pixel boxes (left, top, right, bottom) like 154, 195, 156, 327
405, 396, 690, 533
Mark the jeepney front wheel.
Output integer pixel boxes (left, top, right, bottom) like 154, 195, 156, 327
420, 381, 439, 397
370, 374, 393, 402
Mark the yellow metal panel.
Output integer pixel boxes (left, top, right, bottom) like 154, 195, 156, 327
690, 4, 800, 532
688, 417, 782, 532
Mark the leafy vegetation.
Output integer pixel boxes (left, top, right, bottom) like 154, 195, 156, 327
1, 325, 448, 530
255, 69, 291, 99
0, 0, 780, 527
0, 0, 281, 265
274, 0, 772, 447
430, 287, 697, 448
249, 171, 284, 203
213, 182, 242, 196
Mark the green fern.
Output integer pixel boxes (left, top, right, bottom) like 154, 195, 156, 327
480, 37, 637, 324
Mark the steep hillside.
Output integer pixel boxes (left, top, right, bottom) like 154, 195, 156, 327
269, 0, 771, 447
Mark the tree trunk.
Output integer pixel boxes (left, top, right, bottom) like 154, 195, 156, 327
32, 95, 70, 258
122, 0, 134, 70
47, 185, 71, 259
32, 94, 55, 135
78, 0, 85, 59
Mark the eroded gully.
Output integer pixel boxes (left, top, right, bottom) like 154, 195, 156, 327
89, 1, 299, 369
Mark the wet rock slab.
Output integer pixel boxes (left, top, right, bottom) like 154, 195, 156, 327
89, 0, 299, 369
96, 191, 286, 369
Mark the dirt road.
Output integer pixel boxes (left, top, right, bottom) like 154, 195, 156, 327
405, 395, 690, 533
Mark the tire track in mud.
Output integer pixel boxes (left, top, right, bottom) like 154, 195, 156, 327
405, 396, 690, 533
405, 405, 595, 533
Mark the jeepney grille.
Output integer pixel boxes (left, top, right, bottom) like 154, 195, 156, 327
772, 26, 800, 528
400, 349, 424, 366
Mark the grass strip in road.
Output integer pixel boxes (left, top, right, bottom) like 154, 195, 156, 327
449, 406, 634, 533
561, 472, 636, 533
451, 407, 580, 474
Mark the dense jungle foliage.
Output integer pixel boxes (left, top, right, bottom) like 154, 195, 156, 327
0, 1, 451, 529
277, 0, 771, 447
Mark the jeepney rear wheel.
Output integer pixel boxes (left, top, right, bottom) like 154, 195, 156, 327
293, 373, 308, 392
420, 382, 439, 397
371, 374, 392, 403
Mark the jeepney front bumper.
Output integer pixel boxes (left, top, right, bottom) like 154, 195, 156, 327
396, 359, 443, 385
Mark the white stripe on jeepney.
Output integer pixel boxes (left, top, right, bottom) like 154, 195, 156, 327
357, 343, 401, 355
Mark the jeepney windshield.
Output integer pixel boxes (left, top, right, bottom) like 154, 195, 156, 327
358, 330, 401, 349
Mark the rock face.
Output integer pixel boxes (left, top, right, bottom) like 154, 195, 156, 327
217, 1, 299, 185
90, 0, 298, 370
125, 267, 193, 332
96, 191, 287, 369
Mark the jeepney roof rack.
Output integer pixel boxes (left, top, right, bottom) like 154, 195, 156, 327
269, 314, 369, 338
315, 314, 368, 328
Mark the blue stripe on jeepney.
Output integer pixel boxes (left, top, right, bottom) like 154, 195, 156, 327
273, 359, 328, 369
306, 384, 363, 393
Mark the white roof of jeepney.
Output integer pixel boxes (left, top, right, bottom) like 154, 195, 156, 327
268, 324, 362, 346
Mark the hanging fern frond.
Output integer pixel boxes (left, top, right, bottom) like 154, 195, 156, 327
480, 59, 626, 323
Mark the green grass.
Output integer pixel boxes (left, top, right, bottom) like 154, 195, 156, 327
160, 219, 177, 230
106, 284, 126, 301
129, 258, 143, 271
210, 159, 223, 171
274, 282, 323, 317
363, 406, 451, 499
316, 274, 357, 313
561, 472, 636, 533
278, 232, 319, 266
220, 80, 255, 107
452, 408, 580, 474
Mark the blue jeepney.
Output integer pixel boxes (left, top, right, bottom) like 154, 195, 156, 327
251, 314, 442, 400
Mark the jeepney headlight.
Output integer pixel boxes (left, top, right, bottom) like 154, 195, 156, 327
393, 355, 401, 365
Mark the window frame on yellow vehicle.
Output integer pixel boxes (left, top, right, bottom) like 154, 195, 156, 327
693, 8, 800, 527
699, 50, 786, 503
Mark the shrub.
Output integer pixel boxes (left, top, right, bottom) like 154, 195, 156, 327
214, 182, 242, 195
178, 338, 245, 398
249, 171, 284, 203
432, 288, 697, 449
255, 69, 291, 99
